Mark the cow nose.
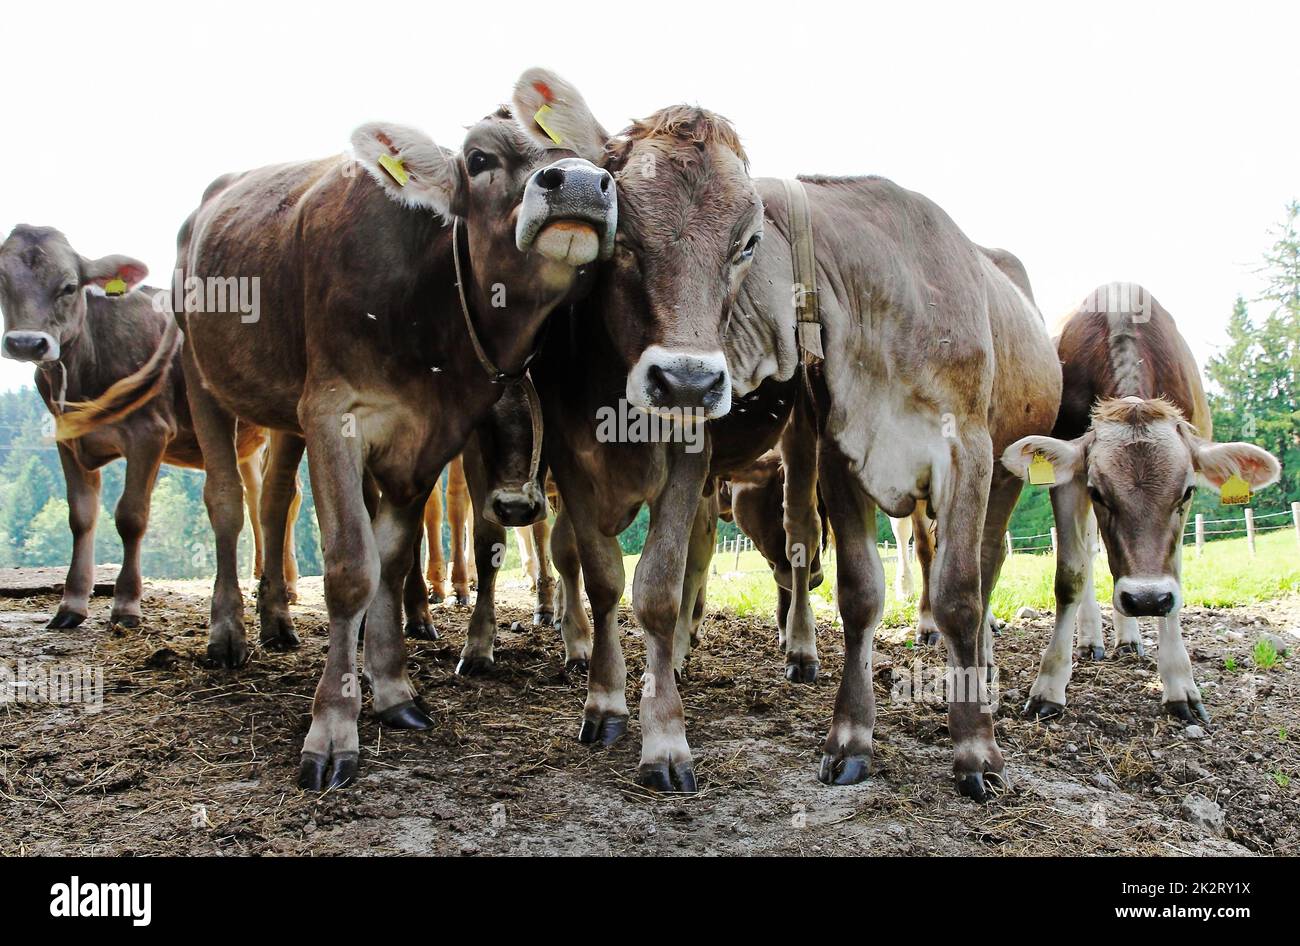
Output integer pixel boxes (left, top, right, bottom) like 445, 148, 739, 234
2, 331, 51, 361
492, 496, 543, 527
646, 363, 728, 410
536, 166, 565, 190
1119, 589, 1176, 617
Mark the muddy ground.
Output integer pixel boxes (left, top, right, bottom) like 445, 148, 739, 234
1, 570, 1296, 856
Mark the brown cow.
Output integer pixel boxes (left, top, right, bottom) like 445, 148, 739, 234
1003, 283, 1280, 723
160, 98, 616, 791
511, 70, 1061, 799
0, 226, 289, 627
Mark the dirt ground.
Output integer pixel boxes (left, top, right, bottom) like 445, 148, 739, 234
2, 570, 1297, 856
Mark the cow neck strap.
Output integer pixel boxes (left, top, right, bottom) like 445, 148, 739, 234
451, 218, 545, 483
781, 179, 825, 365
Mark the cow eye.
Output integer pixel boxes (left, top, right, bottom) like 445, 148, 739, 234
1180, 485, 1195, 506
60, 283, 79, 298
467, 150, 497, 177
735, 232, 762, 264
1088, 485, 1106, 508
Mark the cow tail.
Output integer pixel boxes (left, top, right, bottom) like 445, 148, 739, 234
54, 319, 182, 442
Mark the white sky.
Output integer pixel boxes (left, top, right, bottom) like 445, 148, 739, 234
3, 0, 1296, 392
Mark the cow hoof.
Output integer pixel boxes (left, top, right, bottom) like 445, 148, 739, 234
405, 619, 439, 641
955, 769, 1008, 803
578, 715, 627, 747
285, 587, 300, 605
453, 594, 472, 608
817, 752, 871, 785
1114, 641, 1145, 658
428, 590, 444, 605
1023, 696, 1065, 720
110, 611, 142, 629
637, 761, 697, 793
47, 610, 87, 630
917, 630, 941, 647
535, 610, 555, 628
206, 636, 250, 669
784, 658, 820, 684
1075, 644, 1105, 661
565, 658, 589, 674
376, 699, 434, 730
261, 626, 301, 651
455, 655, 494, 677
297, 751, 359, 792
1165, 700, 1211, 725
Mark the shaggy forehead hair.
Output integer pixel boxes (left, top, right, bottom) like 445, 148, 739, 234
0, 226, 71, 277
472, 106, 543, 163
609, 106, 757, 248
1092, 396, 1188, 438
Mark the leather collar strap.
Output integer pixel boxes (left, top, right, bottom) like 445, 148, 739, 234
451, 217, 545, 484
780, 179, 825, 364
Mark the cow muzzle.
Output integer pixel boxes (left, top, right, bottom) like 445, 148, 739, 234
627, 346, 731, 419
516, 158, 617, 266
1114, 577, 1180, 617
2, 330, 59, 363
485, 482, 547, 528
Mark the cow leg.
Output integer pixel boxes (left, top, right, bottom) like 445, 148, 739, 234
890, 515, 915, 599
976, 468, 1023, 686
50, 444, 101, 629
284, 470, 302, 603
1025, 479, 1091, 719
402, 533, 439, 640
456, 448, 506, 675
690, 570, 708, 650
516, 527, 539, 591
111, 435, 165, 628
672, 493, 717, 679
1159, 542, 1207, 723
549, 503, 594, 671
912, 503, 939, 645
256, 431, 305, 650
781, 399, 821, 684
239, 451, 265, 582
1074, 508, 1106, 659
815, 445, 884, 785
361, 492, 435, 730
423, 482, 447, 603
632, 445, 709, 792
775, 585, 791, 649
296, 403, 378, 791
530, 519, 557, 627
931, 441, 1006, 801
447, 455, 472, 605
185, 349, 253, 667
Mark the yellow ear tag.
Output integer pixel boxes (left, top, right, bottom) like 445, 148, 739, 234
1220, 473, 1251, 506
1028, 451, 1056, 486
533, 104, 564, 146
104, 277, 127, 297
377, 153, 408, 187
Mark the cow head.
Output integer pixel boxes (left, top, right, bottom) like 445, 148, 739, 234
1003, 397, 1280, 617
513, 70, 760, 420
0, 226, 148, 364
473, 380, 547, 527
350, 88, 616, 372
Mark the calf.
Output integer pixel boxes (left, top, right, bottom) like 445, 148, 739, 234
1003, 283, 1280, 723
157, 97, 615, 791
0, 226, 279, 628
511, 71, 1061, 799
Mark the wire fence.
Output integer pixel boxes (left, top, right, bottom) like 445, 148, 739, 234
715, 502, 1300, 574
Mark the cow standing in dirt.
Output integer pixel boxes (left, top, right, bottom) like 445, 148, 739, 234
158, 98, 615, 791
0, 226, 285, 629
510, 70, 1061, 799
1003, 283, 1281, 723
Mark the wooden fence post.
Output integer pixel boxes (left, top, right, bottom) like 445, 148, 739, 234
1245, 508, 1256, 556
1005, 532, 1013, 557
734, 537, 742, 571
1050, 527, 1057, 555
1292, 502, 1300, 548
1195, 513, 1205, 555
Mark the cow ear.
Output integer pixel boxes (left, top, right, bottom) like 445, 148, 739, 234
512, 67, 609, 164
350, 122, 463, 218
1001, 434, 1087, 482
1186, 436, 1281, 490
82, 254, 148, 297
